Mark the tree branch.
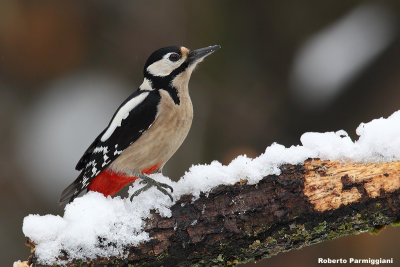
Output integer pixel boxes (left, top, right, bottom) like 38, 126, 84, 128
24, 159, 400, 266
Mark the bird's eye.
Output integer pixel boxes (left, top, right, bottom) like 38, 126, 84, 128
168, 53, 180, 62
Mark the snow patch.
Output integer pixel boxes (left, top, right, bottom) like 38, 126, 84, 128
24, 193, 150, 264
23, 110, 400, 265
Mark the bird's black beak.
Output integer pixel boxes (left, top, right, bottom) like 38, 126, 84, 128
188, 45, 221, 64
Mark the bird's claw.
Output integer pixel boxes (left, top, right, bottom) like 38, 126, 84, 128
130, 174, 174, 201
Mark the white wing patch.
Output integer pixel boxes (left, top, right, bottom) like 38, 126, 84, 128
93, 146, 109, 154
114, 144, 123, 156
102, 160, 111, 167
101, 92, 149, 142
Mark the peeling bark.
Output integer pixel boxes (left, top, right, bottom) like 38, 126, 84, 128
24, 159, 400, 266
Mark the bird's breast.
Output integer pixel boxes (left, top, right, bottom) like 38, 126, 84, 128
109, 89, 193, 175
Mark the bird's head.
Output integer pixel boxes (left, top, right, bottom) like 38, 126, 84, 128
141, 45, 220, 93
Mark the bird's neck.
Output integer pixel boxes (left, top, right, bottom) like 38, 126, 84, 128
140, 73, 191, 106
171, 71, 191, 96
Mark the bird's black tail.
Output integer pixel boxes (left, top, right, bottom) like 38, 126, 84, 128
59, 174, 85, 205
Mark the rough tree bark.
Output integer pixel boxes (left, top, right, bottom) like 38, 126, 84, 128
22, 159, 400, 266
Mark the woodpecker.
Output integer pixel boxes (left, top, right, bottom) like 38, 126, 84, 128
59, 45, 220, 204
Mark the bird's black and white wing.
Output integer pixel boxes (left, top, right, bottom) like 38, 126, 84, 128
59, 89, 161, 204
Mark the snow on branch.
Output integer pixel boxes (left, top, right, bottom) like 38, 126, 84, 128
18, 110, 400, 266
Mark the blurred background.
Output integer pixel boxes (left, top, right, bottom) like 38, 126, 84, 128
1, 1, 400, 266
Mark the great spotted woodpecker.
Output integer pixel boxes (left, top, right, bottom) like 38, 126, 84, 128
59, 45, 220, 204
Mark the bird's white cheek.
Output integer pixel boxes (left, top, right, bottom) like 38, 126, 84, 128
147, 61, 176, 77
147, 57, 186, 77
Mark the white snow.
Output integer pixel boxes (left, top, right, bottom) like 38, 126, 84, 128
147, 52, 186, 77
23, 110, 400, 265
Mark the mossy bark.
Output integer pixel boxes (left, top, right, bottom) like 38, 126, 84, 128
26, 159, 400, 266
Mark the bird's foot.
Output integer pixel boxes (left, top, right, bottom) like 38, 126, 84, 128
130, 174, 174, 201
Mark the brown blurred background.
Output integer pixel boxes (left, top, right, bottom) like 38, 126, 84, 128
1, 1, 400, 266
